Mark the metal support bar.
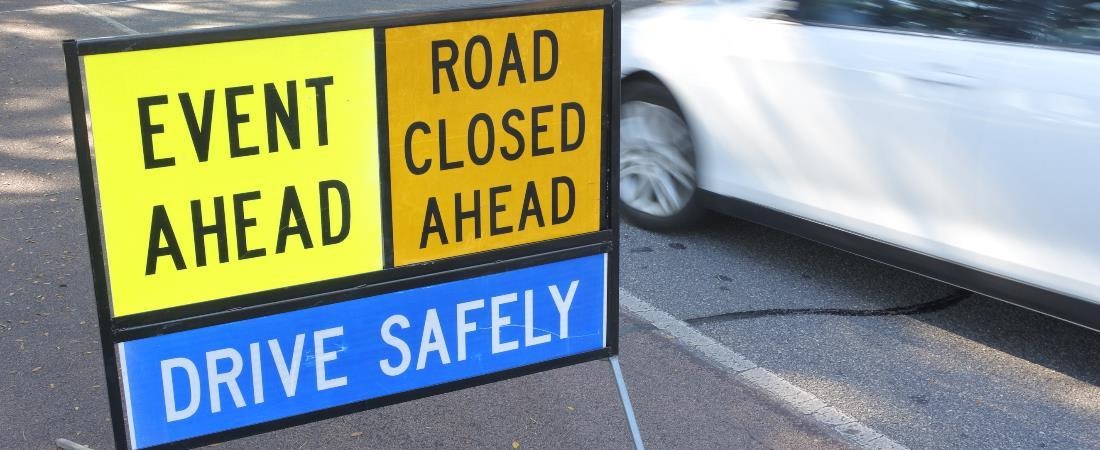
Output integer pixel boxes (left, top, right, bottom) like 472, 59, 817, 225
609, 355, 644, 450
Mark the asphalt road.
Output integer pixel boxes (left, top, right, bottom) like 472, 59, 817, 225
2, 1, 1100, 449
621, 217, 1100, 449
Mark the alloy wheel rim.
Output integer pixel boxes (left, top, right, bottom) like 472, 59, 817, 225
619, 101, 696, 217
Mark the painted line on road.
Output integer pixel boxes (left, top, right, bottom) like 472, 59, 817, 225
620, 288, 909, 450
61, 0, 137, 34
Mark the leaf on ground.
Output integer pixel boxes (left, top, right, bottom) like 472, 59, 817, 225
512, 440, 520, 449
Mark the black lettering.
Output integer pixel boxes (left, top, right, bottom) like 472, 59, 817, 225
561, 102, 585, 152
145, 204, 185, 275
404, 121, 432, 175
225, 86, 259, 158
551, 176, 575, 225
232, 191, 266, 259
501, 108, 525, 160
264, 81, 300, 152
138, 95, 173, 169
518, 181, 544, 231
468, 113, 494, 165
419, 197, 447, 248
438, 119, 463, 170
498, 33, 526, 86
454, 190, 481, 243
531, 104, 554, 156
319, 179, 351, 245
489, 185, 512, 236
464, 35, 492, 90
305, 76, 334, 146
276, 185, 313, 253
431, 40, 460, 94
179, 90, 215, 163
190, 196, 228, 267
533, 29, 558, 82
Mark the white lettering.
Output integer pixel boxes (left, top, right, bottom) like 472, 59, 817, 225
524, 289, 551, 346
268, 334, 305, 398
549, 280, 578, 338
380, 315, 411, 376
491, 293, 519, 354
456, 299, 484, 362
160, 357, 200, 422
205, 348, 245, 413
416, 309, 451, 370
249, 342, 264, 405
314, 326, 347, 391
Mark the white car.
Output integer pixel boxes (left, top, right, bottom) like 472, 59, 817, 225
619, 0, 1100, 331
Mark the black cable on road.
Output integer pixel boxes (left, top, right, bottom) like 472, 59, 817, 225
684, 289, 973, 326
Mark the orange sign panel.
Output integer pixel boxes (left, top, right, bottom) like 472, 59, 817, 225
384, 10, 605, 266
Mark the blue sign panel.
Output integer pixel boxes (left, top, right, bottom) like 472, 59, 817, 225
118, 254, 607, 449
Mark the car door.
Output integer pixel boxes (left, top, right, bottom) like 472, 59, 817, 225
959, 1, 1100, 303
702, 0, 990, 256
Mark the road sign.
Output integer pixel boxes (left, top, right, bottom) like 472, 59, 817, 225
64, 1, 619, 448
384, 10, 605, 266
121, 255, 606, 448
82, 29, 385, 317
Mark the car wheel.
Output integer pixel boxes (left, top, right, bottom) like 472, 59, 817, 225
619, 79, 704, 230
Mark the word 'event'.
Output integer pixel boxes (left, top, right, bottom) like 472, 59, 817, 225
137, 76, 335, 169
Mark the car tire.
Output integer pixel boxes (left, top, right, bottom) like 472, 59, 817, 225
619, 79, 705, 230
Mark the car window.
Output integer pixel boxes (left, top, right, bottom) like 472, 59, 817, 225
790, 0, 1039, 43
1041, 0, 1100, 51
792, 0, 985, 35
795, 0, 885, 27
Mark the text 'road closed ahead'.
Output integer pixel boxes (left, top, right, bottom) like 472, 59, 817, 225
385, 10, 605, 265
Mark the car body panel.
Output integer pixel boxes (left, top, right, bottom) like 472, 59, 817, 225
621, 1, 1100, 322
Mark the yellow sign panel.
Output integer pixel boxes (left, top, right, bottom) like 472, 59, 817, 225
385, 10, 605, 266
84, 30, 384, 317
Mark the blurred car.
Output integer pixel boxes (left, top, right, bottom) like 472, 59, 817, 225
619, 0, 1100, 331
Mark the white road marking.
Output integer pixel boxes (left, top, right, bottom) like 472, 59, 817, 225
61, 0, 138, 34
620, 288, 909, 450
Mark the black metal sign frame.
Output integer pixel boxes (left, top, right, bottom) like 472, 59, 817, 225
62, 1, 620, 448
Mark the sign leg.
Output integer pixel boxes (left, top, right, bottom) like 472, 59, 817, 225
609, 355, 645, 450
